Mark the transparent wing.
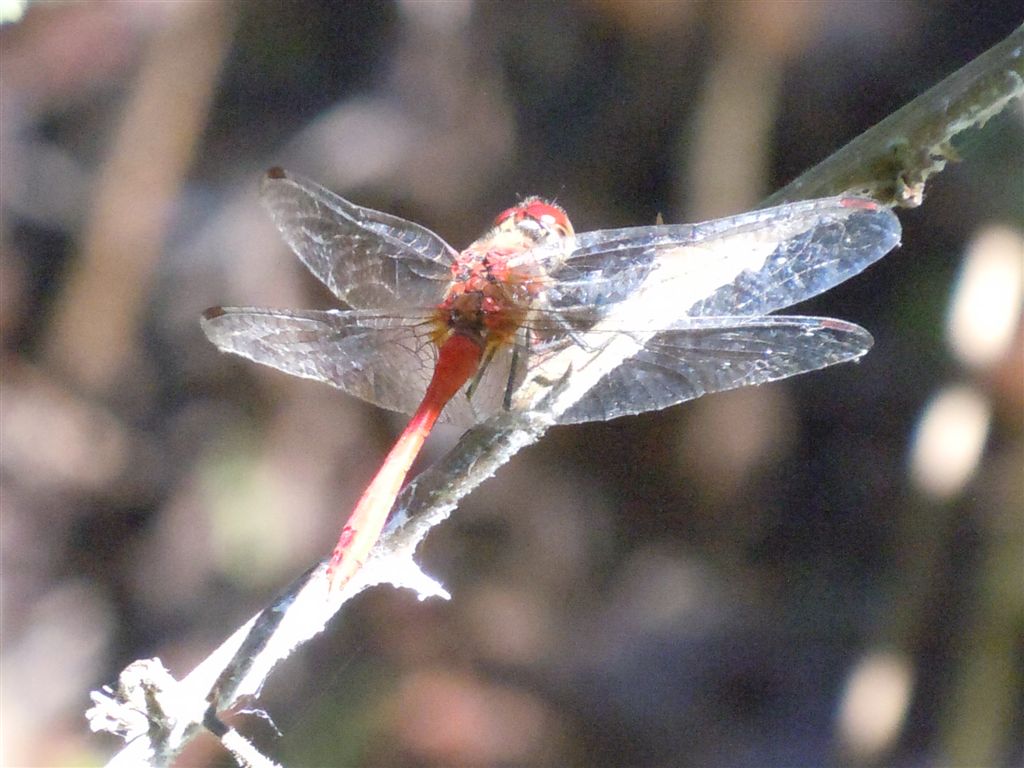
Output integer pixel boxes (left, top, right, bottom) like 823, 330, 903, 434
201, 306, 515, 427
202, 306, 437, 419
543, 197, 901, 318
260, 168, 456, 311
553, 316, 873, 424
202, 310, 873, 427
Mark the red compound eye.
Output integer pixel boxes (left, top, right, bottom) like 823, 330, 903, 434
521, 200, 572, 233
494, 205, 520, 226
494, 198, 573, 235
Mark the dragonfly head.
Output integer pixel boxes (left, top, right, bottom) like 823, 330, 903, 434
493, 197, 574, 245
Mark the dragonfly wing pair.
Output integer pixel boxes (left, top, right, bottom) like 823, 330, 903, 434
537, 197, 901, 422
202, 171, 901, 427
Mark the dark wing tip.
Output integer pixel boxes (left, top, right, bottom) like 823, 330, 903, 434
266, 166, 287, 180
202, 306, 227, 322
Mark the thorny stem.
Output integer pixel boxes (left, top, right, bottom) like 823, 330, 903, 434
89, 25, 1024, 768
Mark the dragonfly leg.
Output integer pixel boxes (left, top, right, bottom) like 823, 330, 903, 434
465, 343, 498, 402
503, 331, 527, 411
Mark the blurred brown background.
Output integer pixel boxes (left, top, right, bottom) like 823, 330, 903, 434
2, 2, 1021, 766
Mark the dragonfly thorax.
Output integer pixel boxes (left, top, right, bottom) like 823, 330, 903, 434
436, 248, 539, 349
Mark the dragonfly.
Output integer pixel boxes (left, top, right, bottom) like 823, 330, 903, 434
202, 168, 901, 592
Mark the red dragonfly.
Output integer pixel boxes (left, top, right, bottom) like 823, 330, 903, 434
202, 168, 901, 591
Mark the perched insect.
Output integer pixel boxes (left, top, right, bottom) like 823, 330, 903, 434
203, 169, 901, 590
